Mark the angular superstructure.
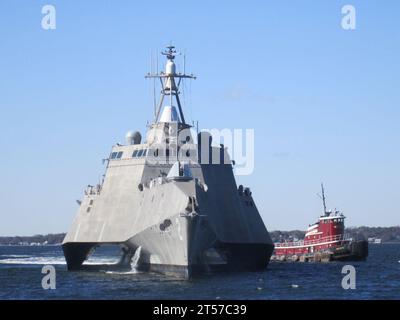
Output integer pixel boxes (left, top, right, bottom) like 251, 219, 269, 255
62, 46, 274, 278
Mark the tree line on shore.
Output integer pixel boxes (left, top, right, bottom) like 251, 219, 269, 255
0, 233, 66, 245
0, 226, 399, 245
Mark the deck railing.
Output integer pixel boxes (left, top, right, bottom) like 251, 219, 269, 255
274, 233, 351, 248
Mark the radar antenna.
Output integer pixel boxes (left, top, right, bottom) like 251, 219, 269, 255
145, 45, 196, 125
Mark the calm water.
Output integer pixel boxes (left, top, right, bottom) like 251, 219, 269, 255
0, 244, 399, 299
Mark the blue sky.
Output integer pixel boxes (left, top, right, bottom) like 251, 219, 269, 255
0, 1, 399, 236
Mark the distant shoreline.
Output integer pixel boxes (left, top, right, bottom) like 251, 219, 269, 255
0, 233, 66, 246
1, 226, 399, 245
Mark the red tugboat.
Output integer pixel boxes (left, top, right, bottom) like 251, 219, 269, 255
273, 184, 368, 262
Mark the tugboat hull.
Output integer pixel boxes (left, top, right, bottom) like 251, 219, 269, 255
330, 240, 368, 261
272, 239, 368, 263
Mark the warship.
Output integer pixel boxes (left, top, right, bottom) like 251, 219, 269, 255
62, 45, 274, 278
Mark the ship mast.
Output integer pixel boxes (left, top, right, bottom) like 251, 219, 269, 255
321, 183, 328, 216
145, 45, 196, 125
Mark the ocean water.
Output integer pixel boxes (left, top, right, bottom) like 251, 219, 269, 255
0, 244, 399, 300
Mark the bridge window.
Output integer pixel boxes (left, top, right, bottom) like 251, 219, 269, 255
111, 151, 123, 159
133, 149, 148, 158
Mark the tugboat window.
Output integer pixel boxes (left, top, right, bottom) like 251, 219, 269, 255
117, 151, 123, 159
132, 150, 138, 157
142, 149, 147, 156
137, 149, 143, 157
110, 152, 118, 159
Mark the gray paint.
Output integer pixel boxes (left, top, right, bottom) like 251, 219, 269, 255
62, 46, 274, 278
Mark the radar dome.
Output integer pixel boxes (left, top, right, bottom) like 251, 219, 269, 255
165, 60, 176, 75
125, 131, 142, 145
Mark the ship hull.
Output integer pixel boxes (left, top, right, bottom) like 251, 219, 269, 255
137, 242, 274, 279
330, 240, 368, 261
272, 240, 368, 263
62, 243, 274, 279
63, 210, 274, 279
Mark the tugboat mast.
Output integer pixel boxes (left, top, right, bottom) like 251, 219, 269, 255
145, 45, 196, 125
321, 183, 328, 216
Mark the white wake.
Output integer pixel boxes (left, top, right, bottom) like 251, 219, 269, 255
0, 255, 119, 266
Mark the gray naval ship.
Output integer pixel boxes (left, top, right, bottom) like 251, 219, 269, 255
62, 45, 274, 278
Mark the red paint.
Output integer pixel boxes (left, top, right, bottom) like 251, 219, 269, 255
274, 212, 349, 256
